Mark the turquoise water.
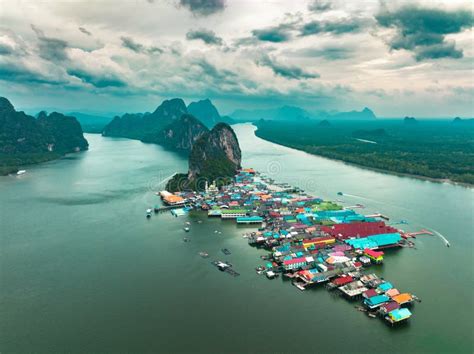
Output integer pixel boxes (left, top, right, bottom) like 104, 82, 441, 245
0, 124, 472, 353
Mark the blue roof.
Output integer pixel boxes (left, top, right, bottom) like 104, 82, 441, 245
378, 282, 393, 292
345, 233, 402, 250
389, 308, 412, 321
236, 216, 263, 222
364, 294, 390, 306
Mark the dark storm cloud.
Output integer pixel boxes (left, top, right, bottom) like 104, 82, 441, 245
67, 68, 127, 88
376, 5, 473, 60
186, 29, 223, 45
414, 42, 462, 61
31, 24, 68, 62
78, 27, 92, 36
252, 24, 293, 43
257, 54, 320, 80
300, 18, 364, 36
308, 0, 332, 12
121, 36, 163, 54
178, 0, 226, 16
0, 60, 65, 85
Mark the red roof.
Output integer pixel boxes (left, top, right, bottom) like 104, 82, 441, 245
321, 221, 398, 240
363, 289, 378, 298
332, 275, 354, 286
364, 249, 384, 258
283, 257, 307, 265
381, 301, 400, 312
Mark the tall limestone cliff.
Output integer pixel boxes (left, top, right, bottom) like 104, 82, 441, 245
143, 114, 209, 152
0, 97, 88, 174
166, 123, 242, 191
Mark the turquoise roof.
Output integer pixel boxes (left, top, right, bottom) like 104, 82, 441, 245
345, 233, 402, 250
378, 282, 393, 292
364, 294, 389, 306
389, 308, 412, 321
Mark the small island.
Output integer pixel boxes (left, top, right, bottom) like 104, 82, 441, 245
166, 123, 242, 191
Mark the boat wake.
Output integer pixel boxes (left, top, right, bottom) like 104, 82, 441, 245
431, 229, 451, 247
156, 172, 177, 186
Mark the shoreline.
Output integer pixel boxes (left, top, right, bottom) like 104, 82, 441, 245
253, 131, 473, 189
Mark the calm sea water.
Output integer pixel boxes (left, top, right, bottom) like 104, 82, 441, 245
1, 124, 472, 353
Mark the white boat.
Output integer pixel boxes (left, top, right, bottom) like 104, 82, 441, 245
16, 170, 26, 175
184, 227, 190, 232
146, 208, 152, 218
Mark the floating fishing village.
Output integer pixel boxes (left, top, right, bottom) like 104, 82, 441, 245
150, 168, 432, 327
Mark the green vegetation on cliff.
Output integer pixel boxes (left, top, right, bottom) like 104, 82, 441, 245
255, 119, 474, 185
166, 123, 242, 191
0, 97, 88, 174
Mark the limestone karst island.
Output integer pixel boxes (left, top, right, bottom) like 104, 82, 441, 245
0, 1, 473, 353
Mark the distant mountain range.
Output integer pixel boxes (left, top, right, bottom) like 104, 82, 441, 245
0, 97, 88, 175
231, 106, 376, 121
68, 112, 113, 133
102, 98, 236, 152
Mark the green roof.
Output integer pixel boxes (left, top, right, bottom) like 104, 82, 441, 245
221, 209, 247, 214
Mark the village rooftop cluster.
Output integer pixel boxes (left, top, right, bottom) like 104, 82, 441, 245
157, 169, 425, 326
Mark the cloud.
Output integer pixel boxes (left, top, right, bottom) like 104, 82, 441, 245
67, 67, 127, 88
308, 0, 332, 12
121, 36, 163, 54
31, 24, 68, 61
288, 46, 353, 60
376, 5, 473, 61
0, 44, 13, 55
252, 24, 293, 43
78, 27, 92, 36
178, 0, 226, 16
186, 29, 223, 45
0, 60, 66, 85
192, 57, 237, 82
415, 42, 463, 61
300, 18, 364, 36
257, 54, 320, 80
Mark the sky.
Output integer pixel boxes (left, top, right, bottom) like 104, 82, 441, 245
0, 0, 473, 117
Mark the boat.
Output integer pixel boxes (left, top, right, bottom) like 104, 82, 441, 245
16, 170, 26, 176
146, 208, 152, 218
266, 270, 279, 279
337, 192, 343, 196
184, 227, 190, 232
199, 251, 209, 258
221, 248, 231, 255
183, 237, 190, 242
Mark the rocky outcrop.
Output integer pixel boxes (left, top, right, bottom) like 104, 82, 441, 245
188, 123, 241, 179
166, 123, 241, 191
144, 114, 209, 152
0, 97, 88, 174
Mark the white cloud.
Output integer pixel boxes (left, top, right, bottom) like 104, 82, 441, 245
0, 0, 472, 116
